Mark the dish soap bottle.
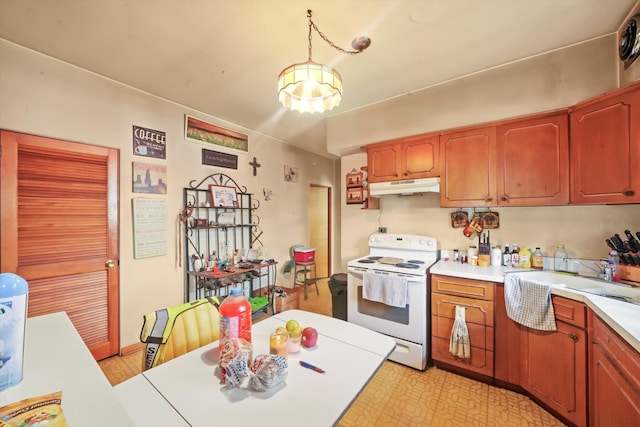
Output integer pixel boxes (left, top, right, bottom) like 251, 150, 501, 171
518, 246, 532, 269
554, 244, 568, 272
532, 247, 544, 270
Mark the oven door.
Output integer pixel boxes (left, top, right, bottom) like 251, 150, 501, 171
347, 266, 426, 344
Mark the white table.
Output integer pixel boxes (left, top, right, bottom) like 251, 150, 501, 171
132, 310, 394, 427
0, 312, 135, 426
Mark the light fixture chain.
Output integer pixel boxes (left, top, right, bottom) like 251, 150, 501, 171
306, 9, 362, 56
310, 21, 361, 56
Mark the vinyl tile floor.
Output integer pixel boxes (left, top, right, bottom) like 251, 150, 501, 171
99, 279, 566, 427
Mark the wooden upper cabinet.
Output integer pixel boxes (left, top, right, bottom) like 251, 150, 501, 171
440, 125, 497, 207
366, 134, 439, 183
496, 110, 569, 206
569, 84, 640, 204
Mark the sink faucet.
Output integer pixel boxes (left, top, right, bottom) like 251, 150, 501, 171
564, 258, 612, 281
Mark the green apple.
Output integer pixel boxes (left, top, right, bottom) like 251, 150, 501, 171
286, 319, 300, 332
289, 326, 303, 339
275, 327, 288, 335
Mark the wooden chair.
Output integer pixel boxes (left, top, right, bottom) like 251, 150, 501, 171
139, 297, 220, 370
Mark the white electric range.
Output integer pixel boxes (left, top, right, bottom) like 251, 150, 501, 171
347, 233, 439, 370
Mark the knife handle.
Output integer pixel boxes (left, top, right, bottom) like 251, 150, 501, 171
624, 230, 640, 252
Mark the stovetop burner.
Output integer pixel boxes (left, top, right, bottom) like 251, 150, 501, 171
396, 262, 421, 269
368, 256, 382, 260
359, 259, 376, 264
407, 260, 425, 264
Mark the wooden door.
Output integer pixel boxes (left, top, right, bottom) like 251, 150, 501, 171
309, 185, 330, 279
569, 84, 640, 204
402, 134, 440, 180
440, 126, 497, 207
366, 141, 401, 183
496, 111, 569, 206
0, 130, 119, 360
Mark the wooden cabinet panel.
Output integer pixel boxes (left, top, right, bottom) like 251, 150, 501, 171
496, 111, 569, 206
552, 295, 586, 328
494, 285, 523, 385
523, 320, 587, 427
366, 134, 439, 183
367, 141, 402, 183
569, 84, 640, 204
440, 126, 497, 207
402, 134, 439, 179
431, 275, 495, 378
432, 274, 494, 301
589, 312, 640, 426
432, 336, 494, 377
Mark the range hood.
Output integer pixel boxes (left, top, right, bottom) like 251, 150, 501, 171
369, 177, 440, 197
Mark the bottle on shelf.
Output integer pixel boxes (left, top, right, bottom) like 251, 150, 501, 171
554, 244, 568, 272
502, 245, 511, 267
532, 247, 544, 270
511, 245, 519, 268
490, 246, 502, 266
518, 246, 532, 269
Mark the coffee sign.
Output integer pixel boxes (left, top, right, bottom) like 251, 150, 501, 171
133, 125, 166, 159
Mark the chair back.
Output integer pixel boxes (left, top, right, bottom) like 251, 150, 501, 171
139, 297, 220, 370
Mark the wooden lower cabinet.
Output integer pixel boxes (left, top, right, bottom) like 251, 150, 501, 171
589, 312, 640, 426
431, 275, 495, 377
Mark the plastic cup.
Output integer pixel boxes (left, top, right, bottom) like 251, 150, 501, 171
269, 332, 289, 358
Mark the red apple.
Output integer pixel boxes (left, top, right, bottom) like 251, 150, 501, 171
301, 327, 318, 348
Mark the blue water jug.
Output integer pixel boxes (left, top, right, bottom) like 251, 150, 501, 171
0, 273, 28, 390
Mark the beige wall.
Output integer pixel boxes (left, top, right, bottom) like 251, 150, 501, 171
335, 36, 640, 271
0, 39, 337, 348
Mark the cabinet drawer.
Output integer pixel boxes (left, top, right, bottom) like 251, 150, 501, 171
433, 336, 494, 377
432, 275, 495, 301
590, 312, 640, 391
432, 315, 494, 351
432, 292, 494, 327
552, 296, 586, 328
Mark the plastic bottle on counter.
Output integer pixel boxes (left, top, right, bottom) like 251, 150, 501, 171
532, 247, 544, 270
0, 273, 29, 391
608, 250, 620, 281
503, 245, 511, 267
490, 246, 502, 266
518, 246, 532, 269
554, 244, 568, 272
511, 245, 520, 268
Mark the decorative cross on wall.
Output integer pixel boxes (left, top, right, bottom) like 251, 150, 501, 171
249, 157, 261, 176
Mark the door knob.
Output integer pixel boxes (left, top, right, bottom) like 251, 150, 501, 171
105, 260, 116, 268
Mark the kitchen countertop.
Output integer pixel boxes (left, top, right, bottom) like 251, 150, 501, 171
430, 259, 640, 354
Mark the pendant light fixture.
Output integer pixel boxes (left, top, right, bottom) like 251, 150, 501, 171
277, 9, 371, 114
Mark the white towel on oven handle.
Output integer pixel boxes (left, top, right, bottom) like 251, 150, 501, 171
362, 271, 408, 308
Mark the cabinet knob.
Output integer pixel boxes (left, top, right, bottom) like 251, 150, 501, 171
404, 171, 408, 176
500, 196, 508, 202
623, 189, 635, 196
485, 197, 493, 202
568, 333, 578, 342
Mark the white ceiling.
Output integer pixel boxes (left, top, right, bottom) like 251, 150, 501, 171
0, 0, 637, 158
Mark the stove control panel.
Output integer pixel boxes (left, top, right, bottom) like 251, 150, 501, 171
368, 233, 437, 251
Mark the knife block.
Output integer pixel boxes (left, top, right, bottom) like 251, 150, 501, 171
617, 265, 640, 285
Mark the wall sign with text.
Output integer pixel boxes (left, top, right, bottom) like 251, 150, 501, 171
133, 125, 166, 159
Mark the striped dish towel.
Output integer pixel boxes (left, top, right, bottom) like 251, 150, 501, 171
504, 274, 561, 331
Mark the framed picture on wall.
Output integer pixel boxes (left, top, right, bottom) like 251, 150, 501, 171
209, 185, 239, 208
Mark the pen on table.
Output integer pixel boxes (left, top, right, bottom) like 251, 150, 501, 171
299, 360, 325, 374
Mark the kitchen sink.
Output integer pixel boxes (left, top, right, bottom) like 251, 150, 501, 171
509, 271, 640, 306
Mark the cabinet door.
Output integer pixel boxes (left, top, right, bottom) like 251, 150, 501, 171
589, 313, 640, 427
366, 141, 402, 183
494, 285, 523, 386
496, 111, 569, 206
440, 126, 497, 207
523, 321, 587, 427
401, 134, 440, 179
569, 85, 640, 204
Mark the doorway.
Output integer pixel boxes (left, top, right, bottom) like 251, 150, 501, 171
0, 130, 120, 360
309, 185, 331, 279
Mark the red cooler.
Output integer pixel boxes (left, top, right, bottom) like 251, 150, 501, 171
294, 248, 315, 263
